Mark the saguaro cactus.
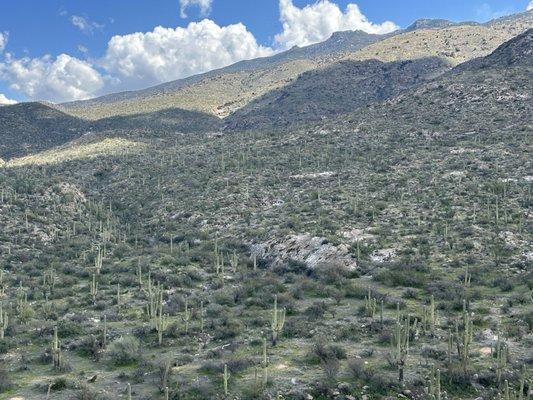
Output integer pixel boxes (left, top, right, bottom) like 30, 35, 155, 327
90, 273, 98, 304
52, 325, 62, 369
365, 287, 377, 319
262, 337, 269, 386
102, 315, 107, 349
455, 300, 473, 374
0, 303, 8, 339
393, 315, 411, 384
223, 364, 230, 396
155, 298, 168, 346
182, 296, 191, 335
271, 295, 286, 346
427, 366, 442, 400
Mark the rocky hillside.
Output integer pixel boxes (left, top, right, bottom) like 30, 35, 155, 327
0, 102, 222, 160
0, 102, 87, 159
58, 30, 391, 121
0, 30, 531, 400
58, 11, 533, 121
225, 57, 449, 131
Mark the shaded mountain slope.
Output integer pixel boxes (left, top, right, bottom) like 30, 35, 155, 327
92, 107, 222, 134
329, 28, 532, 138
0, 102, 87, 159
0, 102, 221, 160
224, 57, 450, 131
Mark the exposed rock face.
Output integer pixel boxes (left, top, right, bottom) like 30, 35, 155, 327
252, 234, 357, 271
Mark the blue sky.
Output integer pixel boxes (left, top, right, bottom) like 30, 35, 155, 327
0, 0, 530, 103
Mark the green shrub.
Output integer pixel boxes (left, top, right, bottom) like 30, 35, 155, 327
107, 336, 140, 366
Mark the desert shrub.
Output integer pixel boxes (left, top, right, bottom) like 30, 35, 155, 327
0, 367, 13, 393
314, 342, 346, 361
375, 262, 429, 288
107, 336, 140, 366
50, 377, 68, 391
304, 301, 329, 320
492, 275, 514, 292
420, 345, 447, 361
211, 317, 243, 340
311, 262, 351, 285
57, 319, 84, 337
284, 317, 314, 339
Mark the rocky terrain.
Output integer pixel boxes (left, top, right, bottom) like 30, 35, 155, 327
57, 11, 533, 121
0, 12, 531, 400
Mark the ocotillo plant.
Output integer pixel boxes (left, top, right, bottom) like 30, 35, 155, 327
271, 295, 286, 346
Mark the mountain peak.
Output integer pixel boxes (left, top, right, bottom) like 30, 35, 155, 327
406, 18, 458, 31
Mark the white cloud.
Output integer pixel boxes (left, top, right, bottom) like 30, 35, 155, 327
0, 1, 400, 102
0, 93, 17, 105
180, 0, 213, 18
527, 1, 533, 11
0, 53, 104, 103
70, 15, 104, 35
275, 0, 398, 49
100, 19, 272, 90
0, 32, 8, 53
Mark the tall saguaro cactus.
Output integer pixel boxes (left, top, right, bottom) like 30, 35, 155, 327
223, 364, 230, 396
455, 300, 473, 374
0, 303, 8, 339
271, 295, 286, 346
52, 325, 62, 369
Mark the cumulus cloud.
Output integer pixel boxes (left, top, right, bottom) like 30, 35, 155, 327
0, 93, 17, 105
527, 1, 533, 11
71, 15, 104, 35
0, 1, 400, 102
0, 32, 8, 53
275, 0, 398, 49
101, 19, 272, 90
0, 53, 104, 103
180, 0, 213, 18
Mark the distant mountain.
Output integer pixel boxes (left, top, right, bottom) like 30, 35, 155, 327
330, 28, 532, 138
59, 30, 392, 120
225, 57, 450, 131
59, 11, 532, 122
406, 18, 465, 31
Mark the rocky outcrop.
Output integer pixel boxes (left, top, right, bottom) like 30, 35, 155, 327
252, 234, 357, 271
